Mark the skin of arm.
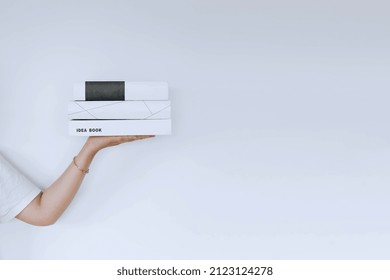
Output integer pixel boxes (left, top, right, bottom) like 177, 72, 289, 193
16, 135, 154, 226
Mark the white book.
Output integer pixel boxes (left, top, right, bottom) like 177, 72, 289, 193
73, 81, 169, 101
69, 120, 171, 136
68, 101, 171, 120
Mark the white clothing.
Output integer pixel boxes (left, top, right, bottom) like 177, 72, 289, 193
0, 153, 41, 223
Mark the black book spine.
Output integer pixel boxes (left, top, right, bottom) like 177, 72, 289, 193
85, 81, 125, 101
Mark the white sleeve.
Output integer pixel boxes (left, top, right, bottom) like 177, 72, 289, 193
0, 153, 42, 223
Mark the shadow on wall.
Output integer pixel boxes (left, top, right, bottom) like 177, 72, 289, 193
0, 220, 39, 260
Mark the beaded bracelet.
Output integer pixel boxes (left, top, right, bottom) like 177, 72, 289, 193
73, 156, 89, 174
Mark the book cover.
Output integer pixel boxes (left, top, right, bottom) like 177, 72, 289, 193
68, 101, 171, 120
69, 119, 172, 136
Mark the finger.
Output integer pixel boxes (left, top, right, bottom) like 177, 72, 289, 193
122, 136, 138, 142
120, 135, 154, 142
124, 135, 154, 142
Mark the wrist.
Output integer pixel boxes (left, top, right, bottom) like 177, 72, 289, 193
73, 140, 98, 172
84, 138, 101, 155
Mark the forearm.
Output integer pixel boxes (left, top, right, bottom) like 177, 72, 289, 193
17, 140, 99, 226
39, 142, 98, 223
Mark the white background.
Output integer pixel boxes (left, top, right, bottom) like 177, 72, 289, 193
0, 0, 389, 259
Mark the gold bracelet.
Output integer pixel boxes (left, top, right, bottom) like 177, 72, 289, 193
73, 156, 89, 174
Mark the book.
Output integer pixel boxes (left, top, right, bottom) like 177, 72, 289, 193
73, 81, 169, 101
69, 120, 172, 136
68, 101, 171, 120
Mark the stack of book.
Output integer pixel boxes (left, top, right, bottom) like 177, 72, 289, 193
68, 81, 172, 136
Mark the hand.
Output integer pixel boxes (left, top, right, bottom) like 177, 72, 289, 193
85, 135, 155, 153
